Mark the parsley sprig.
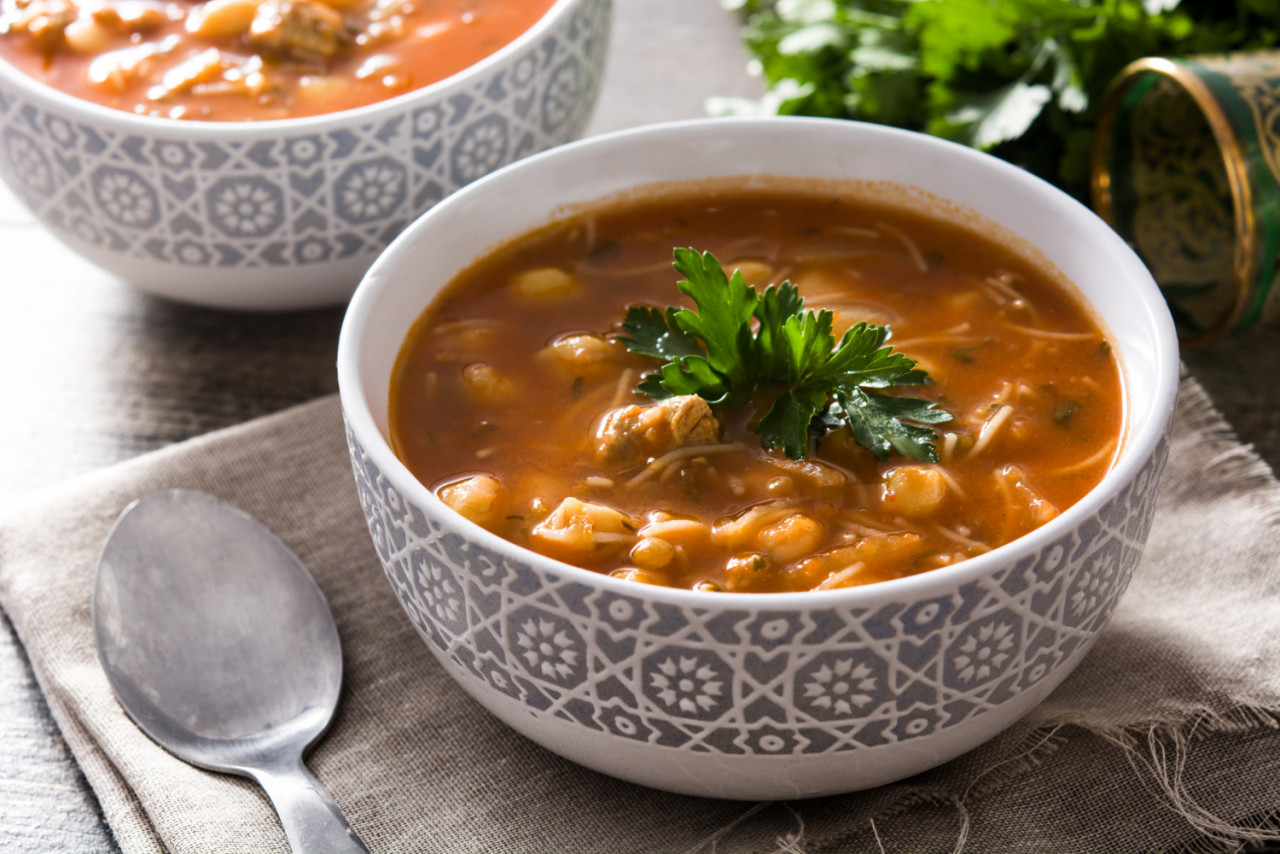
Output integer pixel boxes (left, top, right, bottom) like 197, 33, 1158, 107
618, 248, 952, 461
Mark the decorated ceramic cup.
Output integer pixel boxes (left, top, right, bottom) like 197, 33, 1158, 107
339, 118, 1181, 800
0, 0, 608, 310
1092, 53, 1280, 347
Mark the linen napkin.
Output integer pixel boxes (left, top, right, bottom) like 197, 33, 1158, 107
1, 376, 1278, 854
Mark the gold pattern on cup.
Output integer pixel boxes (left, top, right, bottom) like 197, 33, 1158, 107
1092, 54, 1280, 348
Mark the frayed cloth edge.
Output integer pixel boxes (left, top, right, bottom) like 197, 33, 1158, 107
1174, 377, 1280, 525
793, 705, 1280, 854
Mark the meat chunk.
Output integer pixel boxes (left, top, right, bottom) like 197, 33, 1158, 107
248, 0, 348, 64
594, 395, 719, 468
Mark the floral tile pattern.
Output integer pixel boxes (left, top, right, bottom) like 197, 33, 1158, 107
0, 0, 608, 274
346, 415, 1171, 757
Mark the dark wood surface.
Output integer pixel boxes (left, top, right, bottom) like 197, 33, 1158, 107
2, 2, 1278, 849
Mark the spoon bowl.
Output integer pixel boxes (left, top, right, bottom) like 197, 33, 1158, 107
93, 489, 367, 852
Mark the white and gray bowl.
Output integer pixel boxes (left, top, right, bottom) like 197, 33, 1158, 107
0, 0, 609, 309
337, 117, 1180, 799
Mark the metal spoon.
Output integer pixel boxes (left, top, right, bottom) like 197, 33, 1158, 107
93, 489, 369, 853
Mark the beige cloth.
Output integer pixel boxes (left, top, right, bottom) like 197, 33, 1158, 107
1, 377, 1278, 854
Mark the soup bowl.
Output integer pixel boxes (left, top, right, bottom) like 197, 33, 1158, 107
337, 117, 1180, 799
0, 0, 609, 310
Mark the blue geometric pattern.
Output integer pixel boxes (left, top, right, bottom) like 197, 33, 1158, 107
0, 0, 608, 275
345, 413, 1172, 757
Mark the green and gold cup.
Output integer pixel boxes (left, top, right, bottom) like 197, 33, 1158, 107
1092, 54, 1280, 348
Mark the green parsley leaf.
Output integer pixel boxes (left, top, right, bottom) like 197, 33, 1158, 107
670, 247, 758, 387
718, 0, 1280, 201
757, 391, 825, 460
833, 388, 954, 462
618, 305, 702, 361
618, 248, 952, 461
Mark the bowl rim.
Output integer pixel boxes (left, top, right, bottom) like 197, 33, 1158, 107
0, 0, 586, 136
338, 115, 1181, 610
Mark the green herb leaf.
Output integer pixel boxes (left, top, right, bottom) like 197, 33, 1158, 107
619, 249, 952, 460
670, 247, 757, 386
723, 0, 1280, 201
834, 388, 953, 463
757, 391, 824, 460
618, 305, 702, 360
948, 81, 1053, 150
1053, 399, 1081, 424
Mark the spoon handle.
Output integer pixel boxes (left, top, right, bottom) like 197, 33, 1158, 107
253, 758, 370, 854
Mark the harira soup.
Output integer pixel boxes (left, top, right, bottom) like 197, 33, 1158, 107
388, 184, 1124, 594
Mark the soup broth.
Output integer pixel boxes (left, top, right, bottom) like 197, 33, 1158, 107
389, 187, 1124, 593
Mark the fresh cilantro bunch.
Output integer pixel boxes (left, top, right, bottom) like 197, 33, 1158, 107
714, 0, 1280, 200
618, 248, 952, 461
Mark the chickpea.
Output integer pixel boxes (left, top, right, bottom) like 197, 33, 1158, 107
756, 514, 824, 563
510, 267, 579, 301
461, 362, 515, 404
883, 466, 948, 517
610, 567, 665, 586
64, 16, 113, 53
437, 475, 503, 529
723, 552, 773, 592
186, 0, 259, 39
630, 536, 675, 570
638, 518, 711, 553
543, 333, 619, 376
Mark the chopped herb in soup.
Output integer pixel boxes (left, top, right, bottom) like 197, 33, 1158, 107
0, 0, 553, 119
388, 188, 1124, 593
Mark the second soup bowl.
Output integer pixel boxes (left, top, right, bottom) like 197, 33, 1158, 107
0, 0, 609, 309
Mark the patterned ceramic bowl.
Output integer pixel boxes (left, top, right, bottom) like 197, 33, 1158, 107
0, 0, 608, 310
338, 117, 1181, 799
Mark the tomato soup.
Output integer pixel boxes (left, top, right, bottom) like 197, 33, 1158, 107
388, 187, 1124, 593
0, 0, 554, 119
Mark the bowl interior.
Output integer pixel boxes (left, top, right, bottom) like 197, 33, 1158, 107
339, 116, 1180, 594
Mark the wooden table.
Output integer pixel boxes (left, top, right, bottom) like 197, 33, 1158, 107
2, 2, 1277, 849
